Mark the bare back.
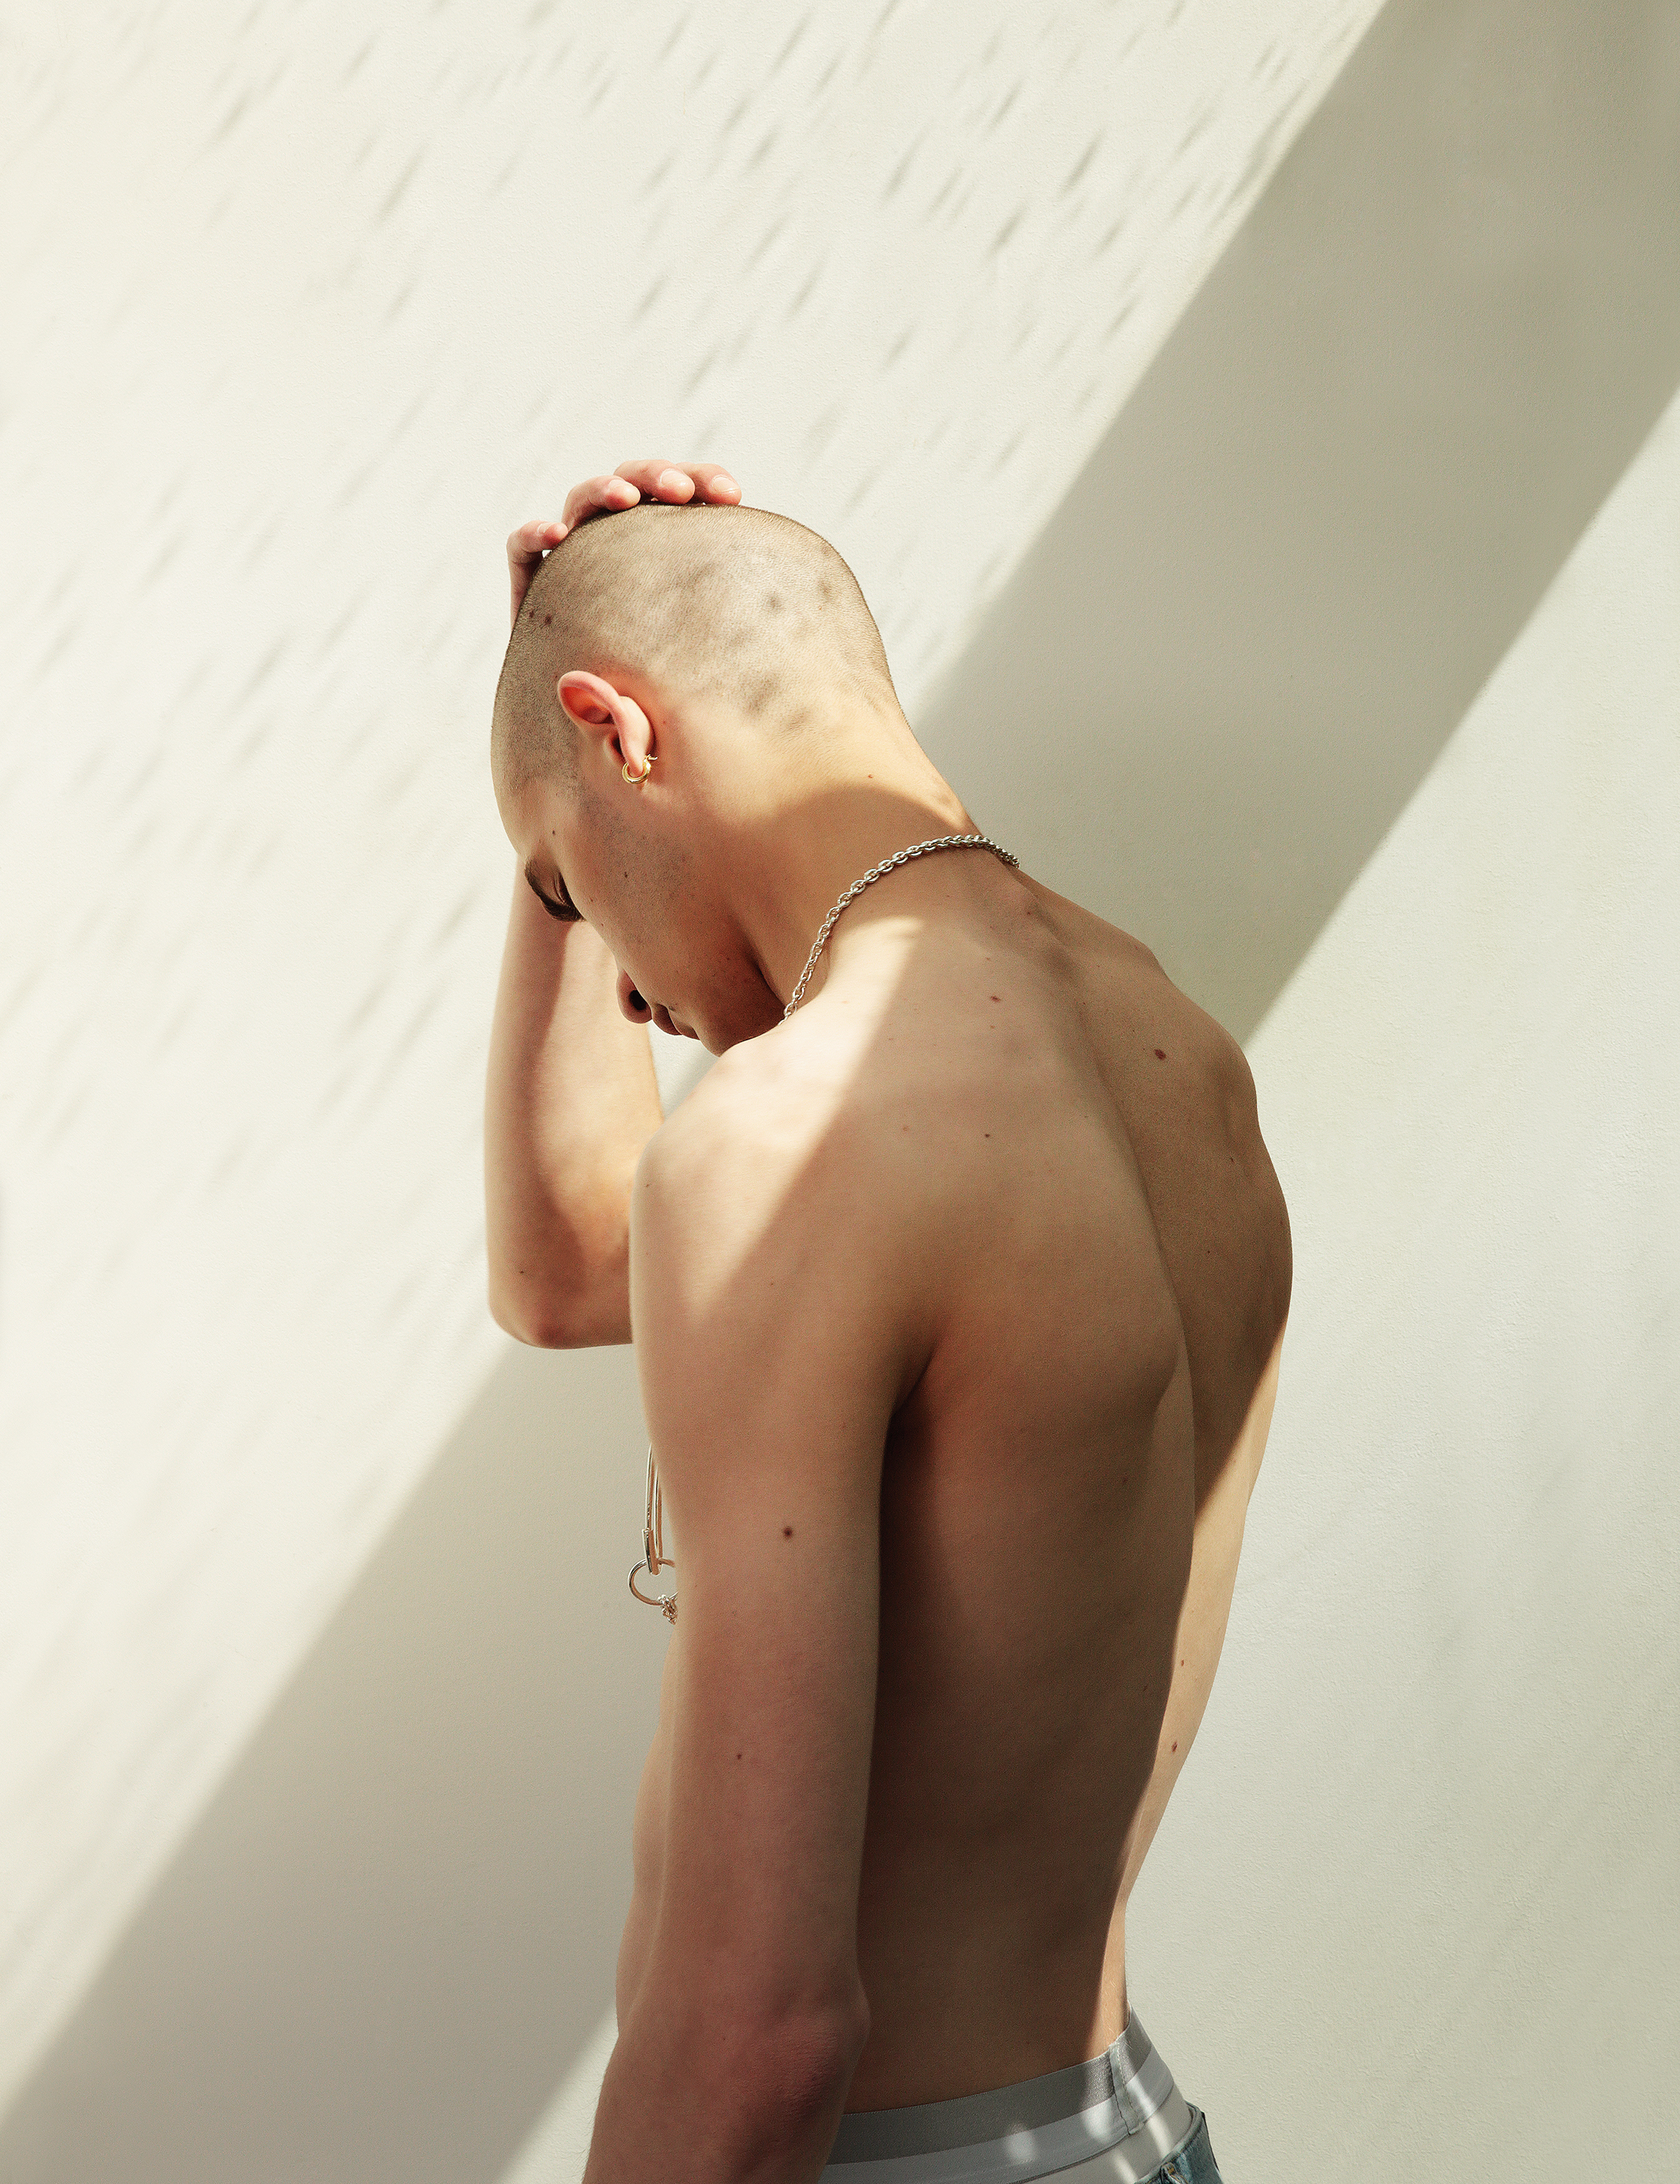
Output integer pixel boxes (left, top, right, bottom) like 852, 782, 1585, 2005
620, 864, 1292, 2105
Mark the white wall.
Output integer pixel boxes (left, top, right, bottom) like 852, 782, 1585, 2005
2, 2, 1676, 2179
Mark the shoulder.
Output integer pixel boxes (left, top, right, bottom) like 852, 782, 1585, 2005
635, 1017, 895, 1224
630, 1023, 937, 1391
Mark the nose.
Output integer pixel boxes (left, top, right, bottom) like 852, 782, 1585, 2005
617, 971, 652, 1024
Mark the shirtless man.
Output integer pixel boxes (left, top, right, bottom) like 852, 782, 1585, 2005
485, 459, 1292, 2184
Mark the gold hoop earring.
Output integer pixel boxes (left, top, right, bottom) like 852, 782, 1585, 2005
622, 752, 656, 786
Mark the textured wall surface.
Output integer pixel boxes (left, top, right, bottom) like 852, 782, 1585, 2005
0, 0, 1387, 2118
8, 4, 1679, 2180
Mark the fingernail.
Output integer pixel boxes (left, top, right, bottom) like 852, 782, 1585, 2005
660, 470, 689, 494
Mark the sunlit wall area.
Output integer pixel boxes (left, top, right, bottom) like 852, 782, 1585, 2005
0, 0, 1383, 2130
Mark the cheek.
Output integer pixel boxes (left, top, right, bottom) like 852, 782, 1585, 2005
576, 812, 693, 983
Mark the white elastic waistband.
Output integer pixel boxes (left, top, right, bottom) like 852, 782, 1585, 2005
823, 2014, 1196, 2184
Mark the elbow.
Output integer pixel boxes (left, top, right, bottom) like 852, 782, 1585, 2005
726, 1986, 871, 2139
487, 1208, 632, 1348
487, 1275, 628, 1350
628, 1983, 868, 2169
770, 1984, 871, 2099
488, 1296, 568, 1349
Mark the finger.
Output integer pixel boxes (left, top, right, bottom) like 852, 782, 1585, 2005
561, 471, 642, 530
508, 517, 567, 560
507, 517, 568, 625
508, 517, 566, 579
684, 462, 742, 504
610, 458, 741, 505
612, 457, 694, 503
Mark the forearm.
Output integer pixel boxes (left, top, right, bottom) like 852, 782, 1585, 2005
484, 866, 662, 1345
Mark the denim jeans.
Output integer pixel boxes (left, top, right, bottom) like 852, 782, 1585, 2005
1147, 2106, 1226, 2183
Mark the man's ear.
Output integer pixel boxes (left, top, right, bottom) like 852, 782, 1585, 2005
557, 671, 654, 778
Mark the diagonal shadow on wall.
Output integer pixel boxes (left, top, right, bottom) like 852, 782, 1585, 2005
917, 0, 1680, 1045
0, 1341, 670, 2184
4, 1, 1678, 2180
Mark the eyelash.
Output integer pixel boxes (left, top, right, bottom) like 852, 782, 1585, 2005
542, 892, 581, 923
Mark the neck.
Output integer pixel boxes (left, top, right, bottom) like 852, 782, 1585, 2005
722, 758, 979, 1011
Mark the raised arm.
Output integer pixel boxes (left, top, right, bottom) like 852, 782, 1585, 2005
484, 873, 660, 1346
486, 458, 740, 1348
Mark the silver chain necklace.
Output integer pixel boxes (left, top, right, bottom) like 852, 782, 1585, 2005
628, 830, 1018, 1626
782, 831, 1019, 1018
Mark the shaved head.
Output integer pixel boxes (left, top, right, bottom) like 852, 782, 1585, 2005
492, 502, 896, 799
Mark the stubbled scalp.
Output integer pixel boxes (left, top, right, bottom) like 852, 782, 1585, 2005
491, 502, 898, 799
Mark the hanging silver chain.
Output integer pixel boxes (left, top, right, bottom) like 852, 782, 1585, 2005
782, 833, 1019, 1019
627, 1444, 677, 1621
